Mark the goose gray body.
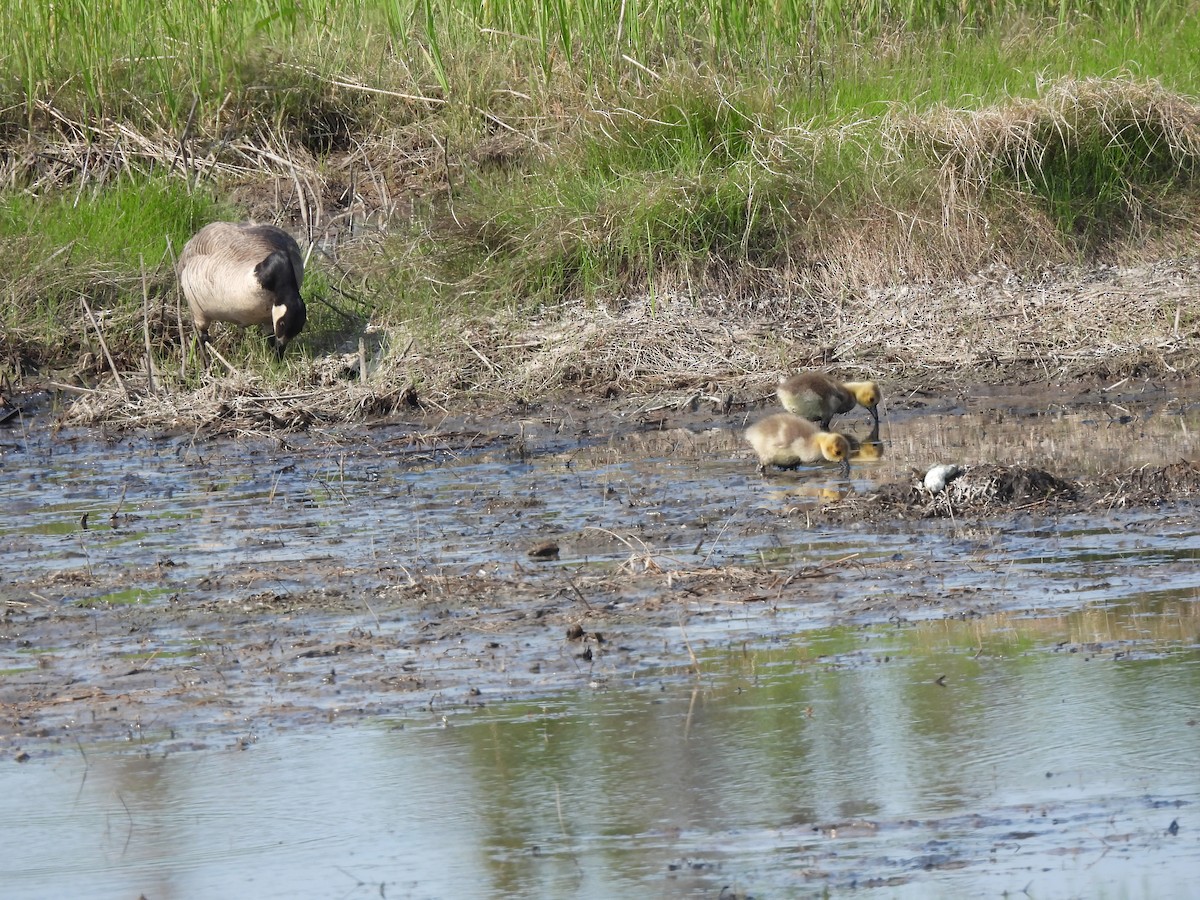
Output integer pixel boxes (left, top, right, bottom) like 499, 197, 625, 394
178, 222, 307, 358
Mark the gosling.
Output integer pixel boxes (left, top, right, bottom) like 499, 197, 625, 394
776, 372, 881, 430
744, 413, 851, 477
178, 222, 307, 360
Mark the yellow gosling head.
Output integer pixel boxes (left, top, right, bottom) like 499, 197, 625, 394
815, 431, 849, 463
845, 380, 881, 425
845, 380, 881, 408
816, 431, 852, 476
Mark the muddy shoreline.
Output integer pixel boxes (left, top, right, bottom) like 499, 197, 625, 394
3, 376, 1199, 760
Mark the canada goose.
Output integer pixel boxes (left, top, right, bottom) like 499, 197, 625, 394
776, 373, 881, 429
744, 412, 851, 476
178, 222, 307, 360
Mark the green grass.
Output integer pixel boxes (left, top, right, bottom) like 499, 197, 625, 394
2, 1, 1200, 374
0, 179, 227, 368
7, 1, 1198, 130
0, 178, 219, 268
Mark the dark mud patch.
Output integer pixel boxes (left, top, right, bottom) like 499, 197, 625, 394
820, 459, 1200, 524
864, 463, 1077, 518
2, 557, 905, 758
1094, 459, 1200, 504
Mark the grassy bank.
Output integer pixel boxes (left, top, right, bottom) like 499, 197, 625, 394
2, 1, 1200, 406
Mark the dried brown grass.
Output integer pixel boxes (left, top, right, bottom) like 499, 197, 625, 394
1092, 459, 1200, 506
28, 75, 1200, 430
63, 361, 418, 434
898, 75, 1200, 189
60, 248, 1200, 433
892, 75, 1200, 253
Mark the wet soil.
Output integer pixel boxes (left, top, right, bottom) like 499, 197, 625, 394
2, 377, 1199, 760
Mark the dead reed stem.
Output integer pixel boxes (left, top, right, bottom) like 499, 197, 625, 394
80, 296, 128, 397
165, 234, 187, 383
206, 343, 240, 377
140, 255, 158, 394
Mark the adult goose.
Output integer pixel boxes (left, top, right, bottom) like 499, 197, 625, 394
178, 222, 307, 360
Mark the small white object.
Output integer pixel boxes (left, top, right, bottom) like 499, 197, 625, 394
924, 464, 963, 494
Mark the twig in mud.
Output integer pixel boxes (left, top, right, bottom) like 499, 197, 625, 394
28, 592, 55, 609
394, 562, 421, 587
700, 509, 741, 566
80, 296, 127, 396
111, 483, 128, 523
783, 553, 861, 582
584, 525, 676, 573
562, 575, 592, 610
640, 392, 698, 413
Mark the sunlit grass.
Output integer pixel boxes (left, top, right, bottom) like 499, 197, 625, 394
5, 1, 1198, 130
0, 179, 226, 365
2, 1, 1200, 372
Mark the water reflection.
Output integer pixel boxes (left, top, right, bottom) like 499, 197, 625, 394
3, 607, 1197, 899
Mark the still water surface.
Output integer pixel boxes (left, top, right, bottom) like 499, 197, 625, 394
2, 388, 1199, 897
3, 609, 1198, 899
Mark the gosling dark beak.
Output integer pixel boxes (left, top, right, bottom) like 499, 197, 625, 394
870, 405, 880, 428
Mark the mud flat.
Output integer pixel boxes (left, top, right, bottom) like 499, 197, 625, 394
1, 380, 1198, 897
2, 378, 1198, 753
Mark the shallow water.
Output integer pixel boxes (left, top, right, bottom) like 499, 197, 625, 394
1, 385, 1198, 597
2, 385, 1200, 896
2, 606, 1197, 899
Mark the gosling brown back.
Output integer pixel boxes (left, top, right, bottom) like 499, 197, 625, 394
744, 412, 851, 476
178, 222, 307, 359
776, 372, 881, 429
